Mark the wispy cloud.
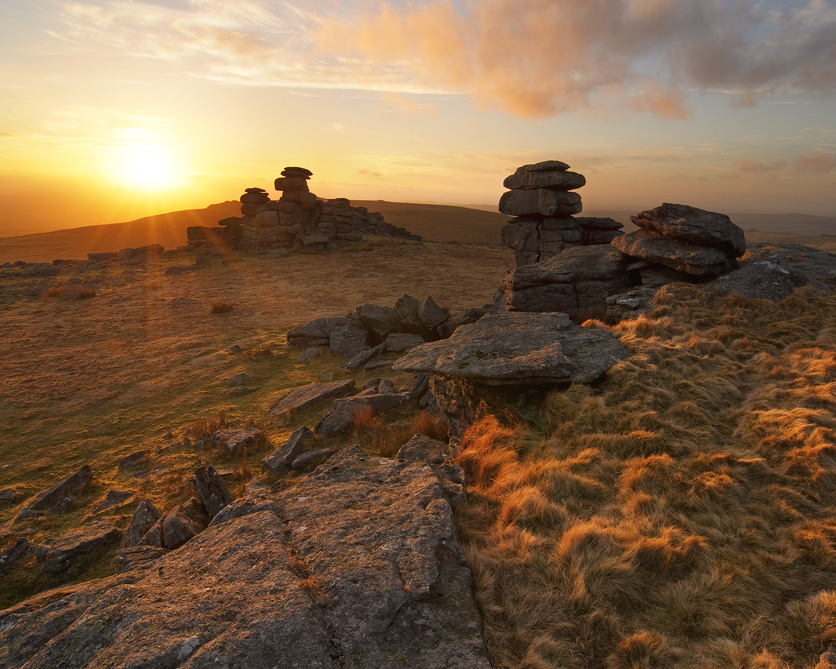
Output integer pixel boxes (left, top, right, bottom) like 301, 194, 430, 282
795, 150, 836, 172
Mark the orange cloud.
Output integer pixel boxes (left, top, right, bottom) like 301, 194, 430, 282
795, 151, 836, 172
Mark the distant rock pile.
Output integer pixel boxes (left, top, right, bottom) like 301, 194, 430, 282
187, 166, 420, 253
499, 160, 623, 266
612, 203, 747, 285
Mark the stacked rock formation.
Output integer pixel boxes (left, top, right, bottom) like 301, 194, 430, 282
187, 166, 419, 253
499, 160, 623, 266
611, 203, 747, 285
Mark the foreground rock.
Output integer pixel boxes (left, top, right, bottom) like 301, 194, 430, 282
16, 464, 93, 519
270, 379, 356, 420
33, 521, 121, 573
704, 260, 830, 301
394, 311, 630, 385
0, 448, 490, 668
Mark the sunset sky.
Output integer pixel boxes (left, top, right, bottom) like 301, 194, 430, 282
1, 0, 836, 234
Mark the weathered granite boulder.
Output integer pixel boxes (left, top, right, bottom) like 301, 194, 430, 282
120, 499, 161, 549
499, 189, 583, 217
385, 332, 425, 352
396, 434, 452, 465
291, 448, 335, 471
418, 296, 451, 331
141, 497, 210, 550
287, 317, 347, 347
270, 379, 356, 420
504, 244, 632, 315
632, 202, 746, 257
703, 260, 830, 301
194, 465, 234, 518
437, 308, 488, 339
743, 243, 836, 288
262, 426, 316, 475
33, 521, 121, 573
17, 464, 93, 519
355, 304, 401, 339
0, 448, 491, 669
606, 286, 658, 322
330, 323, 370, 358
504, 166, 586, 190
611, 229, 736, 277
212, 427, 266, 455
393, 311, 630, 385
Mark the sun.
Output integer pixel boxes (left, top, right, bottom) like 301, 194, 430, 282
110, 143, 183, 191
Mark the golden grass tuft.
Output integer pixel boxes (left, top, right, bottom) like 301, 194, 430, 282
455, 283, 836, 667
210, 300, 234, 313
355, 407, 450, 457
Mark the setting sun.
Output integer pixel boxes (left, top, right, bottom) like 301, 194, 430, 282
109, 143, 183, 192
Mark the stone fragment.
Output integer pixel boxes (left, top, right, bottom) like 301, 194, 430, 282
0, 538, 30, 575
356, 304, 401, 338
704, 260, 829, 301
314, 409, 356, 438
194, 465, 234, 518
88, 489, 134, 515
385, 332, 426, 352
343, 342, 385, 371
212, 428, 266, 455
606, 286, 658, 322
270, 379, 356, 422
262, 427, 316, 476
33, 521, 121, 573
143, 497, 210, 550
394, 312, 630, 385
329, 323, 370, 358
418, 296, 450, 331
396, 434, 452, 465
22, 464, 92, 514
287, 316, 347, 347
612, 230, 736, 277
632, 203, 746, 257
117, 451, 149, 472
121, 499, 162, 549
290, 448, 334, 471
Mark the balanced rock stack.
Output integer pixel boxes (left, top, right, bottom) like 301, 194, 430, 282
187, 166, 420, 253
611, 203, 747, 285
499, 160, 623, 266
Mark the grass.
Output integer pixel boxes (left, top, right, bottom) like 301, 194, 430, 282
455, 283, 836, 668
354, 407, 449, 457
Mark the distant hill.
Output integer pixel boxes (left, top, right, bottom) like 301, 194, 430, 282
1, 198, 834, 264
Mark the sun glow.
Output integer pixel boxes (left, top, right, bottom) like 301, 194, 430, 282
109, 143, 184, 191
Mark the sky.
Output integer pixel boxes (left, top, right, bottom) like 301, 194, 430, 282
1, 0, 836, 234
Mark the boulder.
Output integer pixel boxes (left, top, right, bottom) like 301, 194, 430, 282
329, 323, 370, 358
33, 521, 121, 573
611, 230, 736, 277
504, 244, 632, 315
394, 294, 424, 333
385, 332, 425, 352
0, 488, 17, 504
314, 408, 356, 438
743, 243, 836, 288
342, 342, 386, 371
0, 538, 30, 575
116, 545, 167, 574
417, 296, 451, 332
503, 168, 586, 191
703, 260, 829, 301
632, 203, 746, 257
287, 317, 347, 347
437, 308, 487, 339
19, 464, 92, 516
355, 304, 401, 338
270, 379, 356, 420
121, 499, 162, 549
498, 189, 583, 217
0, 448, 490, 668
606, 286, 658, 322
396, 434, 452, 465
142, 497, 210, 550
290, 448, 334, 471
194, 465, 234, 517
262, 426, 316, 476
393, 312, 630, 385
212, 428, 266, 455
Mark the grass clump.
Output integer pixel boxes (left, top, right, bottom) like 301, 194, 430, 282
456, 284, 836, 668
210, 300, 234, 314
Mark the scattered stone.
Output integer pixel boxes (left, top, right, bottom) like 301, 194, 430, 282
418, 296, 451, 331
314, 408, 356, 438
270, 379, 356, 420
212, 428, 266, 455
142, 497, 210, 551
290, 448, 335, 472
262, 427, 316, 476
365, 359, 394, 371
118, 451, 149, 472
300, 347, 320, 362
329, 322, 370, 357
355, 304, 402, 339
194, 465, 234, 518
606, 286, 658, 322
743, 243, 836, 288
121, 499, 162, 549
333, 392, 409, 415
0, 488, 17, 505
33, 521, 121, 573
0, 538, 30, 575
385, 332, 425, 352
343, 342, 386, 371
437, 308, 487, 339
704, 260, 829, 301
19, 465, 92, 517
229, 372, 253, 387
394, 294, 425, 334
394, 312, 630, 385
88, 489, 134, 515
396, 434, 452, 465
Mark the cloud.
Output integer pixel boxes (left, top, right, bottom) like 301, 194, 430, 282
318, 0, 836, 118
795, 151, 836, 172
734, 159, 788, 174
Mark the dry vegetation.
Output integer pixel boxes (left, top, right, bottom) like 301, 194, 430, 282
456, 284, 836, 668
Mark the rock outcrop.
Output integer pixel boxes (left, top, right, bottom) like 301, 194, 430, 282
499, 161, 623, 266
612, 203, 745, 280
188, 167, 420, 253
0, 448, 490, 669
